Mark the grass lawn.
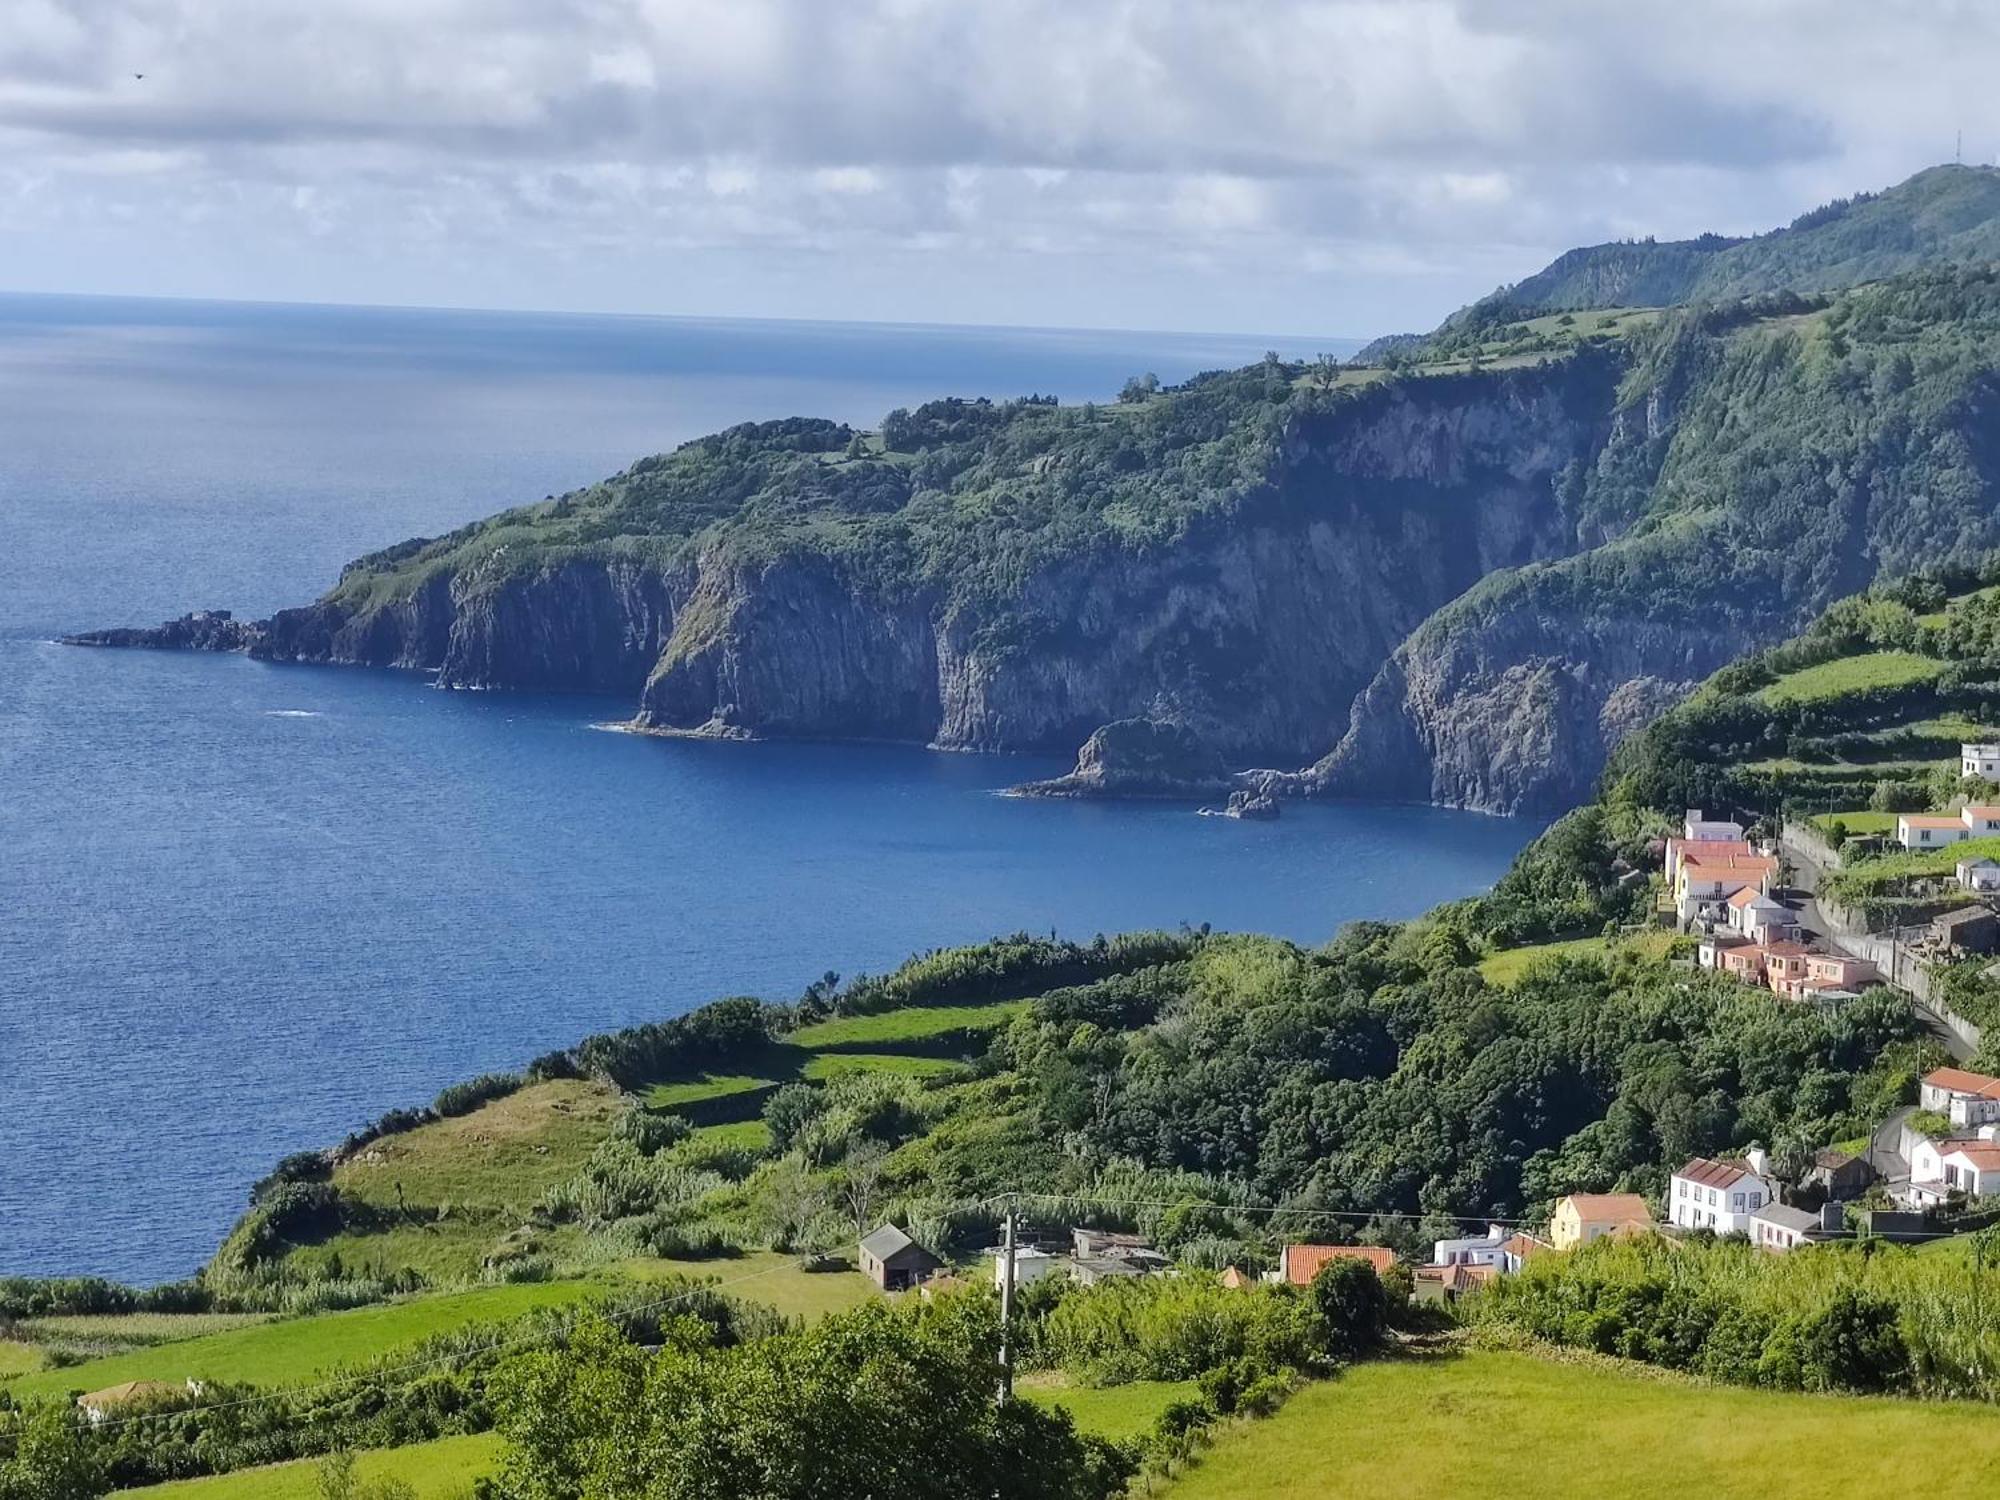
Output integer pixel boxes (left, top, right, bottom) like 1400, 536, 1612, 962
1477, 931, 1678, 986
691, 1119, 774, 1152
800, 1052, 964, 1081
1161, 1349, 2000, 1499
617, 1249, 882, 1322
787, 999, 1028, 1050
1019, 1375, 1197, 1442
334, 1080, 620, 1216
8, 1282, 596, 1399
1807, 810, 1901, 838
0, 1341, 42, 1379
1758, 650, 1945, 707
18, 1311, 275, 1346
1824, 833, 2000, 902
135, 1433, 500, 1499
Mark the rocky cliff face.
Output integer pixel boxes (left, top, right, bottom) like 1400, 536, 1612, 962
1308, 605, 1747, 815
88, 356, 1620, 783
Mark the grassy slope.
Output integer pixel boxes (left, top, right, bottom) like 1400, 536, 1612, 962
133, 1433, 499, 1500
617, 1250, 880, 1323
1162, 1349, 2000, 1499
1018, 1375, 1199, 1443
1757, 649, 1945, 705
1476, 930, 1679, 986
6, 1283, 592, 1400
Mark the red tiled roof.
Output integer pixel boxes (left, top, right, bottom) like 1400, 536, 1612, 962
1281, 1244, 1397, 1285
1675, 1157, 1766, 1190
1902, 815, 1967, 829
1926, 1067, 2000, 1100
1946, 1143, 2000, 1170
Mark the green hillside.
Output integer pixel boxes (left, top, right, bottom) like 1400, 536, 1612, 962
1450, 163, 2000, 325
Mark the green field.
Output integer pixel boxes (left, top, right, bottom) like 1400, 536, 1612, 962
7, 1283, 594, 1400
135, 1433, 500, 1499
1477, 930, 1678, 986
786, 1000, 1029, 1050
0, 1341, 42, 1379
618, 1249, 882, 1323
1758, 649, 1945, 706
1020, 1376, 1198, 1443
1159, 1349, 2000, 1499
1808, 809, 1901, 837
1824, 833, 2000, 902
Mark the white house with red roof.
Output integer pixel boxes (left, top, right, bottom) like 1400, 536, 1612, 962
1963, 804, 2000, 836
1908, 1133, 2000, 1206
1921, 1067, 2000, 1128
1725, 887, 1794, 943
1897, 813, 1972, 850
1667, 1152, 1777, 1234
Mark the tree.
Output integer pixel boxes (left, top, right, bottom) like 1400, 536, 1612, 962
0, 1406, 104, 1500
1117, 373, 1159, 403
1308, 1259, 1388, 1360
838, 1140, 890, 1234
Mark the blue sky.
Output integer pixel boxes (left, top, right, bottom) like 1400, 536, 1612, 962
0, 0, 1990, 337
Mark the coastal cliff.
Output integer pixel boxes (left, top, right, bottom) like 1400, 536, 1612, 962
73, 173, 2000, 814
78, 355, 1620, 771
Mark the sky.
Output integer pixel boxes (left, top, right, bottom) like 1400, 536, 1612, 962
1, 0, 1994, 338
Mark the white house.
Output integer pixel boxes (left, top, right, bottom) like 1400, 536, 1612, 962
1965, 805, 2000, 837
1964, 743, 2000, 780
1750, 1201, 1829, 1254
1958, 857, 2000, 893
1908, 1133, 2000, 1206
1667, 1152, 1777, 1234
1897, 814, 1972, 850
993, 1245, 1063, 1291
1725, 887, 1794, 943
1431, 1224, 1509, 1267
1683, 811, 1745, 843
1674, 852, 1778, 924
1920, 1067, 2000, 1128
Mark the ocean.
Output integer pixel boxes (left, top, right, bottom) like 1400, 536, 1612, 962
0, 293, 1533, 1283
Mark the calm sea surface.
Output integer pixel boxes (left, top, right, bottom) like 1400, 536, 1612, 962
0, 294, 1532, 1283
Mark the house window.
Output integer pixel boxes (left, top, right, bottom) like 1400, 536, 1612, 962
1707, 1189, 1717, 1206
1730, 1193, 1743, 1211
1748, 1192, 1762, 1210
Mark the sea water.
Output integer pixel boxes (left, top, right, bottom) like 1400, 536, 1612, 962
0, 294, 1532, 1282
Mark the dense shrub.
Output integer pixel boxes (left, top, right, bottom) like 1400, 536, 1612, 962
433, 1073, 524, 1118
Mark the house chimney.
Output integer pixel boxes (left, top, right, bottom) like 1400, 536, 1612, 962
1745, 1146, 1771, 1178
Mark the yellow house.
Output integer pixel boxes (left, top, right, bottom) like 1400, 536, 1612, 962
1549, 1192, 1654, 1250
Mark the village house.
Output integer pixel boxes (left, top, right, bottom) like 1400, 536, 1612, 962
1549, 1193, 1654, 1250
1922, 1066, 2000, 1127
1802, 953, 1877, 995
1908, 1132, 2000, 1206
1070, 1254, 1145, 1287
858, 1222, 943, 1291
1069, 1228, 1169, 1270
1412, 1262, 1496, 1304
1897, 813, 1972, 850
1697, 932, 1747, 970
1964, 743, 2000, 780
1725, 887, 1795, 944
76, 1381, 187, 1423
1271, 1244, 1398, 1286
1430, 1223, 1509, 1267
1220, 1265, 1251, 1289
1960, 857, 2000, 893
1758, 941, 1815, 999
993, 1244, 1063, 1291
1750, 1201, 1842, 1254
1965, 805, 2000, 836
1802, 1148, 1875, 1201
1932, 906, 2000, 955
1667, 1152, 1777, 1234
1674, 851, 1778, 925
1498, 1231, 1552, 1271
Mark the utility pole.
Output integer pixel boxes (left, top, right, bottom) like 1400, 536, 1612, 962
998, 1202, 1017, 1403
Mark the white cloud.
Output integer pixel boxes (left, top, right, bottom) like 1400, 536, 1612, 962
0, 1, 1982, 333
